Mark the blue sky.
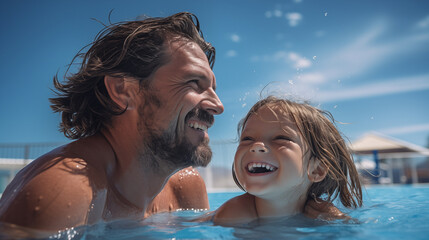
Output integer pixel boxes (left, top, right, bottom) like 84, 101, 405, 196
1, 0, 429, 150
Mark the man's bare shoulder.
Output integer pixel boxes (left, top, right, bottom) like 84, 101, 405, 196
213, 193, 256, 224
147, 167, 209, 215
168, 167, 209, 209
0, 140, 110, 231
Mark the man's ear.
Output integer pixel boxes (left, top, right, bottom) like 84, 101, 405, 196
104, 75, 138, 110
308, 158, 328, 183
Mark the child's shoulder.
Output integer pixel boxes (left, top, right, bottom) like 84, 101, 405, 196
213, 193, 257, 224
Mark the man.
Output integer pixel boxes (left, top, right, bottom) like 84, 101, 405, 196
0, 12, 222, 231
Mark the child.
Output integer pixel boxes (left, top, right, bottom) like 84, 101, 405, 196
213, 96, 362, 224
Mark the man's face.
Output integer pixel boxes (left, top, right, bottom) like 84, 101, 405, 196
137, 39, 224, 171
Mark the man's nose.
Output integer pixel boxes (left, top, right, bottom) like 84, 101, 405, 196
250, 142, 269, 153
201, 88, 224, 115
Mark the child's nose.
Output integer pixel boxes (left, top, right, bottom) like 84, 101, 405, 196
250, 142, 269, 153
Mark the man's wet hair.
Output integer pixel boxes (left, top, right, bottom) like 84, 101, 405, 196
50, 12, 215, 139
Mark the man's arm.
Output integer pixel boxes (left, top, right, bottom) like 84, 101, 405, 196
0, 161, 94, 231
146, 167, 209, 215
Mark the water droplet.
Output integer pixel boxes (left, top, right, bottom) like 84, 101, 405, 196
105, 210, 112, 218
334, 105, 338, 109
37, 196, 44, 201
324, 12, 328, 17
67, 202, 72, 208
338, 79, 341, 83
288, 80, 294, 85
370, 116, 374, 120
388, 217, 394, 221
34, 206, 40, 212
242, 103, 247, 108
313, 56, 317, 60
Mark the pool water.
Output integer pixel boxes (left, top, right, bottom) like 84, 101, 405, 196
3, 185, 429, 239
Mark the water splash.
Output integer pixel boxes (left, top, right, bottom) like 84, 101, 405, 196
49, 227, 78, 240
312, 56, 317, 60
324, 12, 328, 17
288, 80, 294, 85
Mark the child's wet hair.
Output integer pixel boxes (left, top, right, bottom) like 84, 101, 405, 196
234, 96, 363, 208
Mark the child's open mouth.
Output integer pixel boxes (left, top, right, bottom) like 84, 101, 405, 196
246, 162, 278, 174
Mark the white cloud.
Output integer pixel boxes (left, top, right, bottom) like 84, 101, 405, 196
299, 20, 429, 87
416, 15, 429, 29
265, 9, 283, 18
230, 34, 240, 42
380, 123, 429, 135
251, 19, 429, 102
251, 50, 312, 69
226, 50, 237, 57
299, 73, 326, 84
273, 9, 283, 18
285, 12, 302, 27
315, 74, 429, 102
288, 52, 311, 68
262, 74, 429, 104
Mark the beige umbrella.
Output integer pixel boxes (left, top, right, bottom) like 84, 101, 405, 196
350, 132, 429, 184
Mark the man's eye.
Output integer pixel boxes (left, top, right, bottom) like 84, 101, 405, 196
188, 80, 199, 86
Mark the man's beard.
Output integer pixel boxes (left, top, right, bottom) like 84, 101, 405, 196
137, 94, 213, 172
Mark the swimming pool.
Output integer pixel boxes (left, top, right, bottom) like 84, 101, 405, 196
3, 185, 429, 239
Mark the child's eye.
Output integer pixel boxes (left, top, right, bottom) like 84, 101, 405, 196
241, 136, 253, 141
274, 135, 292, 141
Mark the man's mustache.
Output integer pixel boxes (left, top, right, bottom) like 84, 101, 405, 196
185, 108, 214, 125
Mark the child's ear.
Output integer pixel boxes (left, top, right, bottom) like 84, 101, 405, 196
104, 75, 139, 110
308, 158, 328, 183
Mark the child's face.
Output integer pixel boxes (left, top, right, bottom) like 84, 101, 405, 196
234, 106, 312, 198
